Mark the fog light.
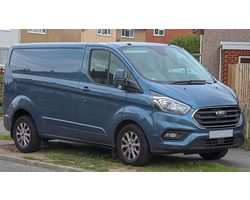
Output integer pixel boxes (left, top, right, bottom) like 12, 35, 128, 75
164, 133, 178, 139
162, 130, 190, 141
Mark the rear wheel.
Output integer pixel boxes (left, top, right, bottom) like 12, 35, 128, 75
13, 115, 41, 153
116, 124, 151, 166
199, 149, 228, 160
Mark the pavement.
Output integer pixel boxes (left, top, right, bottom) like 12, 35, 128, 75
0, 159, 53, 172
0, 152, 85, 172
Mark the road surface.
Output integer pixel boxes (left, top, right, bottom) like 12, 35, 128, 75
0, 159, 53, 172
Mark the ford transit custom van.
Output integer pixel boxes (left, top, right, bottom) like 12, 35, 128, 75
3, 42, 245, 166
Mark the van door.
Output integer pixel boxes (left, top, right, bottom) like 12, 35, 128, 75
77, 46, 127, 145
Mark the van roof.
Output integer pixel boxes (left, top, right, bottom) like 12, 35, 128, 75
11, 42, 169, 49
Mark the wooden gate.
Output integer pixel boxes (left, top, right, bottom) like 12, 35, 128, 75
228, 64, 250, 149
227, 64, 250, 106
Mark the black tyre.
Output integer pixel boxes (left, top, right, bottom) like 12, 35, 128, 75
116, 124, 152, 166
199, 149, 228, 160
13, 115, 41, 153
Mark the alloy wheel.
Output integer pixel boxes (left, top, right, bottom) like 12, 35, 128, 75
16, 122, 31, 148
121, 131, 141, 161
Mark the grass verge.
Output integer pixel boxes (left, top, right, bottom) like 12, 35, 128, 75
39, 141, 238, 172
0, 134, 12, 140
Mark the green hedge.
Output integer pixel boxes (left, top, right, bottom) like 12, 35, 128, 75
169, 34, 200, 55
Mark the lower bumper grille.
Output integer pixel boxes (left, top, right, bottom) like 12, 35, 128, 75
201, 137, 235, 147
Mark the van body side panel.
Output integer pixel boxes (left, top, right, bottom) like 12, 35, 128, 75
6, 47, 85, 138
3, 48, 15, 131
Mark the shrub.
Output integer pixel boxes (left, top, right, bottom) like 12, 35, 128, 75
169, 34, 200, 54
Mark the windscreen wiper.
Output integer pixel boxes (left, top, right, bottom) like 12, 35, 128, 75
171, 80, 213, 85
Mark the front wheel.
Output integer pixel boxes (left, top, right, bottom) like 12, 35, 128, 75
199, 149, 228, 160
116, 124, 151, 166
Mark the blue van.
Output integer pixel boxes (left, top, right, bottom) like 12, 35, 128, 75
3, 42, 245, 166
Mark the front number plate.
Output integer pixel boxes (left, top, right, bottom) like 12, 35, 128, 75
209, 130, 233, 139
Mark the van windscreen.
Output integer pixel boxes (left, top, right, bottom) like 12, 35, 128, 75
120, 46, 214, 84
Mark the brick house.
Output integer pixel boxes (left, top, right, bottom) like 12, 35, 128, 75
146, 29, 199, 44
201, 29, 250, 82
220, 42, 250, 84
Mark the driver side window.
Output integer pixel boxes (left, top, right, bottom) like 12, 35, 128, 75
89, 49, 127, 86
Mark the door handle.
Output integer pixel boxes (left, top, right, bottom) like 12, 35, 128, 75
81, 86, 89, 92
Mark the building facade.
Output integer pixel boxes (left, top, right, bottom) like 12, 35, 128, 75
0, 29, 20, 67
81, 29, 146, 42
201, 29, 250, 82
20, 29, 82, 43
146, 29, 198, 44
20, 29, 146, 43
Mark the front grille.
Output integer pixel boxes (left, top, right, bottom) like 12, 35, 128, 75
193, 106, 241, 128
202, 137, 235, 147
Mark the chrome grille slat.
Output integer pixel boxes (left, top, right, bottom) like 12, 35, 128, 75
193, 106, 241, 128
196, 113, 240, 119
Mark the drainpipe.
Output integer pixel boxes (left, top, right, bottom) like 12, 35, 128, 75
199, 34, 202, 63
199, 29, 204, 63
219, 44, 222, 81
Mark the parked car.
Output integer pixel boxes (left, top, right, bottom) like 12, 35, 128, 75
3, 42, 245, 166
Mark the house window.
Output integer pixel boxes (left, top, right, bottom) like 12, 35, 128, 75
154, 29, 164, 36
0, 49, 8, 66
121, 29, 134, 38
97, 29, 111, 36
239, 56, 250, 64
28, 29, 46, 34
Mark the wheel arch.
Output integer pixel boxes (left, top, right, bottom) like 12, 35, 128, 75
10, 109, 34, 138
7, 95, 40, 138
113, 119, 151, 150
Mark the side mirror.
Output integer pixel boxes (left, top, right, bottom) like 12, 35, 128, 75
113, 69, 143, 93
113, 69, 127, 88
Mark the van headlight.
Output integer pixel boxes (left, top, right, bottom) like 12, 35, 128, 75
150, 91, 191, 115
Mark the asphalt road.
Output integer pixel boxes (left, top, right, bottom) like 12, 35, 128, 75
0, 159, 53, 172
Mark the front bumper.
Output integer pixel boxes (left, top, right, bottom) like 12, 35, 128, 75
152, 132, 244, 154
144, 108, 245, 154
